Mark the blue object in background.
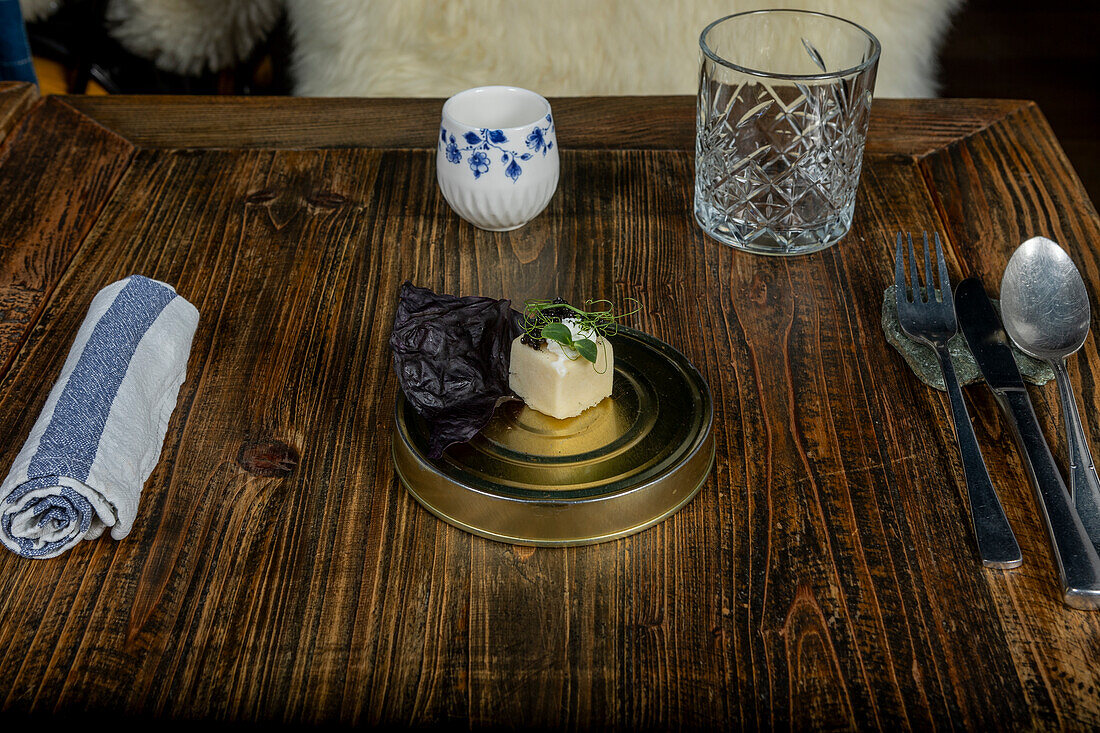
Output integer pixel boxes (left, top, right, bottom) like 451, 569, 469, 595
0, 0, 36, 84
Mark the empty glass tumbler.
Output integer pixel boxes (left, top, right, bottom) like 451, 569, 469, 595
694, 10, 880, 255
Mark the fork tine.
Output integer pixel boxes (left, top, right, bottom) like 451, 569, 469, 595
894, 232, 906, 301
935, 232, 951, 300
907, 232, 920, 302
923, 232, 935, 302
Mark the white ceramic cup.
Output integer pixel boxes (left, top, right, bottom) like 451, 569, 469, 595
437, 86, 559, 231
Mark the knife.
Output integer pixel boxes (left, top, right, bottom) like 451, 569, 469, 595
956, 276, 1100, 609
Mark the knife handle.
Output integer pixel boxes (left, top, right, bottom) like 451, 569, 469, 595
937, 351, 1023, 568
1001, 389, 1100, 609
1051, 358, 1100, 554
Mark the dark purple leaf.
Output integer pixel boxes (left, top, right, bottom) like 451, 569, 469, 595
389, 282, 522, 458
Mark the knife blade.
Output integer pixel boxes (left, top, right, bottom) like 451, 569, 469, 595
956, 276, 1100, 609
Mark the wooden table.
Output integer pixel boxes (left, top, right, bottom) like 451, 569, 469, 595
1, 82, 1098, 729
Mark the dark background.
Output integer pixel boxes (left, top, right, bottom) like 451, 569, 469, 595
940, 0, 1099, 208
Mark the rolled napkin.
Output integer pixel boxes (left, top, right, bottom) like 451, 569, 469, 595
1, 275, 199, 559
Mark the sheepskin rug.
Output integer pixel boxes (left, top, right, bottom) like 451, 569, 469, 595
288, 0, 963, 97
21, 0, 964, 97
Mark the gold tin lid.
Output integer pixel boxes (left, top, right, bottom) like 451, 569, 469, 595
392, 327, 714, 546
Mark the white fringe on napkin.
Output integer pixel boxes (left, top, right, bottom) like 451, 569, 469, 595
0, 275, 199, 559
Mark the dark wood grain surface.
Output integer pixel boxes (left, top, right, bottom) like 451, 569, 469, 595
0, 96, 134, 376
0, 82, 1098, 729
0, 82, 37, 147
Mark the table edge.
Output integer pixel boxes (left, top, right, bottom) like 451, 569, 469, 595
53, 94, 1032, 156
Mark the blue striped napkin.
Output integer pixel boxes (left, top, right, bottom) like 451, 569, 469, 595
1, 276, 199, 558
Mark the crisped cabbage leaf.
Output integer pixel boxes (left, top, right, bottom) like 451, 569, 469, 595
389, 282, 522, 458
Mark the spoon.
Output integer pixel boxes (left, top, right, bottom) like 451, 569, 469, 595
1000, 236, 1100, 553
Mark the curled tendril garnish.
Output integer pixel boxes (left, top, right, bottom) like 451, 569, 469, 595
519, 297, 642, 370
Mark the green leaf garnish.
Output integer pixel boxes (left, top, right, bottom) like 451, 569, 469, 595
540, 322, 573, 346
574, 338, 598, 363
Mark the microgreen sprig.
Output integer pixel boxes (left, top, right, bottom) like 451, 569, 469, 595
520, 297, 641, 367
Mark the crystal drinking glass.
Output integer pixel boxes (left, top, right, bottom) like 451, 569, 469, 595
694, 10, 880, 255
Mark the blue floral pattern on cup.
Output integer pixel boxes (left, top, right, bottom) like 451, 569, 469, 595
440, 114, 555, 182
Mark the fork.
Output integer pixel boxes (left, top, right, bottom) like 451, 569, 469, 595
895, 232, 1022, 568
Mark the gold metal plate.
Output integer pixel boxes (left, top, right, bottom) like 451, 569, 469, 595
392, 327, 714, 546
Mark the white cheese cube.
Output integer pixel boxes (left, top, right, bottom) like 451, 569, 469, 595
508, 333, 614, 420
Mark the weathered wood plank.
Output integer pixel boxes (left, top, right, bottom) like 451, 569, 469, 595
866, 98, 1027, 158
0, 96, 135, 380
59, 95, 1023, 156
0, 82, 37, 147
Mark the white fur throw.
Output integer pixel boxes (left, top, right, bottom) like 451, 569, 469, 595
21, 0, 964, 97
107, 0, 282, 76
19, 0, 282, 76
18, 0, 59, 23
288, 0, 963, 98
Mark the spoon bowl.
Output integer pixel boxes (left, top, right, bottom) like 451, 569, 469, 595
1000, 236, 1091, 361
